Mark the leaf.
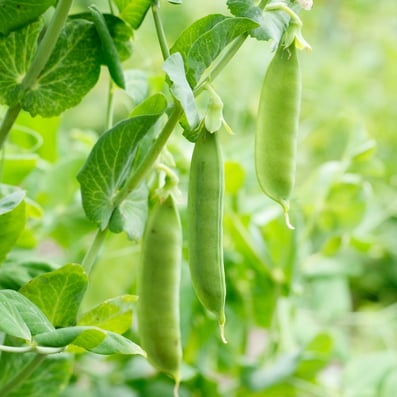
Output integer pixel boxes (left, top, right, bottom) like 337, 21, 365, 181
0, 0, 55, 35
227, 0, 289, 45
22, 19, 102, 117
124, 69, 149, 105
0, 351, 73, 397
78, 295, 137, 333
0, 290, 54, 338
163, 52, 201, 129
34, 326, 145, 355
77, 94, 167, 229
0, 19, 44, 107
89, 330, 145, 355
19, 264, 88, 328
34, 326, 105, 348
0, 185, 26, 264
108, 183, 149, 240
170, 14, 258, 87
0, 261, 54, 290
0, 291, 31, 340
296, 333, 334, 380
114, 0, 152, 29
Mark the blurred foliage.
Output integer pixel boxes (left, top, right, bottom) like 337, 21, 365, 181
2, 0, 397, 396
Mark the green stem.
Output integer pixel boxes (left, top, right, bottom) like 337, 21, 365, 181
264, 2, 303, 26
81, 228, 108, 274
105, 80, 115, 130
113, 104, 183, 208
152, 1, 170, 60
0, 354, 46, 397
194, 33, 248, 95
108, 0, 115, 14
21, 0, 74, 90
0, 104, 22, 151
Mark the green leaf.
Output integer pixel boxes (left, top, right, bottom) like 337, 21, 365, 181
0, 185, 26, 265
20, 264, 88, 328
227, 0, 290, 45
108, 182, 149, 240
296, 333, 334, 380
0, 290, 54, 337
114, 0, 152, 29
0, 19, 44, 107
78, 295, 137, 334
0, 0, 55, 35
0, 352, 73, 397
89, 330, 145, 355
34, 326, 104, 348
0, 18, 102, 117
170, 14, 258, 87
22, 19, 102, 117
34, 326, 145, 355
0, 261, 54, 290
0, 290, 31, 340
163, 52, 201, 129
77, 94, 167, 229
124, 69, 149, 105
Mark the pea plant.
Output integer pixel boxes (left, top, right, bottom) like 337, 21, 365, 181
0, 0, 317, 396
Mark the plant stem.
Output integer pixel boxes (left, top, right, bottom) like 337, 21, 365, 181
105, 80, 115, 130
194, 33, 248, 95
265, 2, 303, 26
152, 1, 170, 60
0, 354, 46, 397
113, 104, 183, 208
108, 0, 115, 14
0, 104, 22, 151
81, 227, 108, 274
21, 0, 74, 90
0, 0, 73, 151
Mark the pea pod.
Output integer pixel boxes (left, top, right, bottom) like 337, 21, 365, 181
137, 195, 182, 394
255, 43, 301, 229
88, 5, 125, 89
188, 127, 227, 343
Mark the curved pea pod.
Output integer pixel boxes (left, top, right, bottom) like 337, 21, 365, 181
255, 43, 301, 229
88, 5, 125, 89
188, 127, 227, 343
137, 195, 182, 393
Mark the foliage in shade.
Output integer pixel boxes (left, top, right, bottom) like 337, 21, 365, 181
0, 0, 55, 35
0, 352, 73, 397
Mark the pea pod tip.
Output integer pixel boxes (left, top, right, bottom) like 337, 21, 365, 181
219, 322, 228, 344
284, 210, 295, 230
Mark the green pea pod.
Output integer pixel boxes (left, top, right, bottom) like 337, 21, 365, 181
188, 127, 227, 343
137, 195, 182, 394
255, 43, 301, 229
88, 5, 126, 89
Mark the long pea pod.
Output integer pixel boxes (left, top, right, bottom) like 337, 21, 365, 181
137, 195, 182, 396
255, 43, 301, 229
188, 127, 227, 343
88, 5, 125, 89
